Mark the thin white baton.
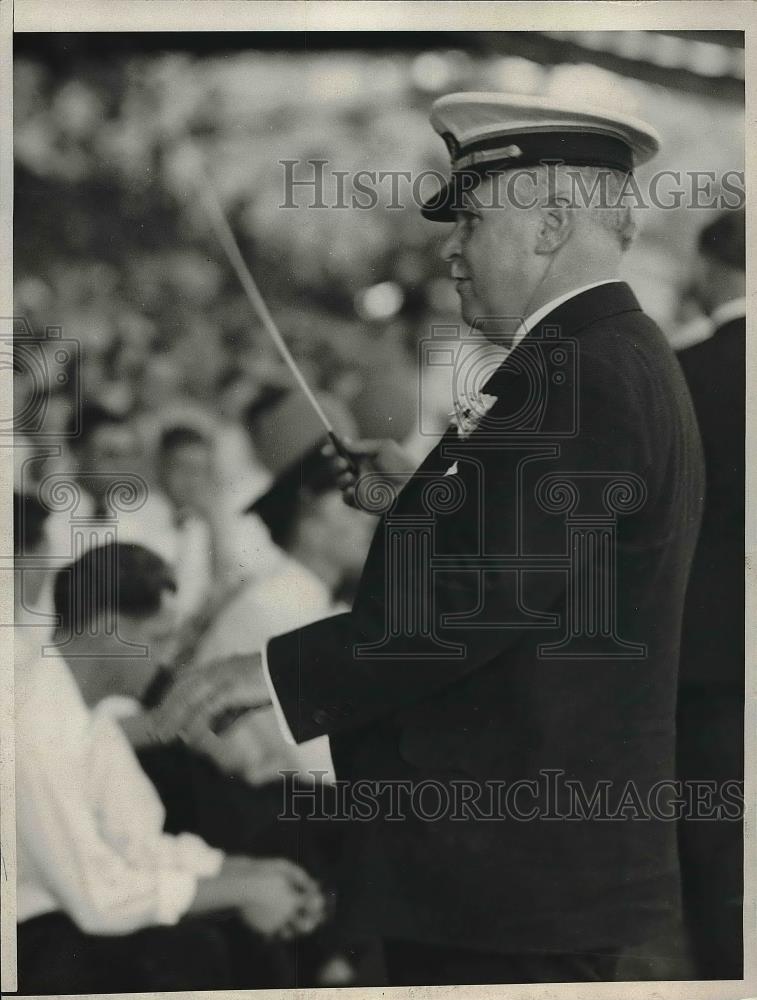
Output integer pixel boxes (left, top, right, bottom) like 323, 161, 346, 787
189, 156, 356, 469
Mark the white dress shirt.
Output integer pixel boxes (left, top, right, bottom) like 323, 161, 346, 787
262, 280, 622, 745
672, 296, 747, 352
709, 296, 746, 331
15, 641, 223, 933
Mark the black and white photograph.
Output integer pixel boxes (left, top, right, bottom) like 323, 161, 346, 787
2, 3, 754, 996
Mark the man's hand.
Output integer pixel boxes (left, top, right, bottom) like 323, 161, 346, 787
174, 704, 294, 784
191, 855, 325, 939
237, 858, 326, 939
323, 438, 416, 509
155, 653, 270, 743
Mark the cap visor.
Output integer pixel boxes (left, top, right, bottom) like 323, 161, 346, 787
420, 176, 456, 222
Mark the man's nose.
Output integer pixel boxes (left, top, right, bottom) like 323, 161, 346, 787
440, 221, 463, 263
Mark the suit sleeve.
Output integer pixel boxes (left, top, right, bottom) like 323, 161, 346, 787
267, 346, 646, 743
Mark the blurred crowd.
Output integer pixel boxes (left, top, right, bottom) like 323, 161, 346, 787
13, 346, 405, 989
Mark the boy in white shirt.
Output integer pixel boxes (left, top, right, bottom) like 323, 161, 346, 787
14, 510, 324, 993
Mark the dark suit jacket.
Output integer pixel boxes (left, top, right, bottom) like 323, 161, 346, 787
677, 315, 745, 694
675, 315, 745, 978
268, 282, 704, 954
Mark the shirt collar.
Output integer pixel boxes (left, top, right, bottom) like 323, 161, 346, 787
504, 280, 621, 354
481, 280, 639, 400
709, 297, 746, 332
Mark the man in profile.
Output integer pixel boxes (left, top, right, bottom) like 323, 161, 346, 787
163, 94, 705, 985
676, 207, 746, 979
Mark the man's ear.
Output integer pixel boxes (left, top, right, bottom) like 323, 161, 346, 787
535, 204, 572, 255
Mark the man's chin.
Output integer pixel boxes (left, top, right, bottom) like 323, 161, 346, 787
457, 293, 480, 329
457, 296, 525, 346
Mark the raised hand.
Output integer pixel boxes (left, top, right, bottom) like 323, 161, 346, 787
322, 438, 417, 509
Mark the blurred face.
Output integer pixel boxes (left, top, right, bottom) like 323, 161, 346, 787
440, 174, 545, 335
79, 423, 140, 499
161, 442, 212, 512
95, 591, 179, 701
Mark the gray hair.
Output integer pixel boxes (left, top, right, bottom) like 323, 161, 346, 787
481, 165, 639, 251
548, 164, 638, 252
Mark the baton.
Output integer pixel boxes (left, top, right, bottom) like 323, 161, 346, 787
189, 155, 357, 474
182, 151, 358, 736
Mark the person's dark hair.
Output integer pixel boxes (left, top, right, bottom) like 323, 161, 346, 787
250, 445, 336, 551
158, 424, 209, 455
698, 208, 745, 270
14, 491, 50, 558
53, 542, 176, 635
67, 402, 127, 450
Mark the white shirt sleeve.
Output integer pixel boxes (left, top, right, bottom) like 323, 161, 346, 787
93, 694, 142, 721
15, 656, 224, 934
261, 642, 297, 745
